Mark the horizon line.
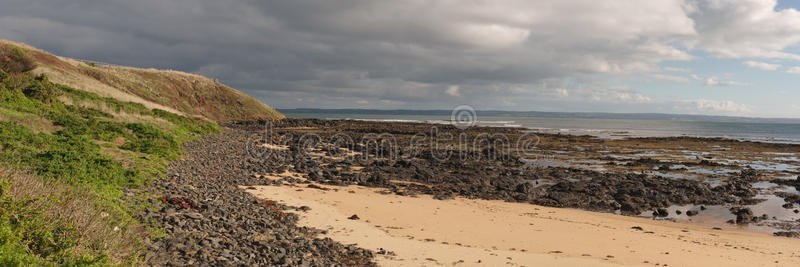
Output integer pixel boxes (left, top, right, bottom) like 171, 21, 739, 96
276, 108, 800, 121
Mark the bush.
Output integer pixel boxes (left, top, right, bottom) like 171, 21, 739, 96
0, 169, 112, 265
0, 72, 221, 263
22, 75, 61, 103
0, 44, 37, 74
120, 123, 180, 159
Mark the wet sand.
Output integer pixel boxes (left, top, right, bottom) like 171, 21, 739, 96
246, 183, 800, 266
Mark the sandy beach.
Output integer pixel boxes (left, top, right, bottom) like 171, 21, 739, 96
246, 182, 800, 266
141, 120, 800, 265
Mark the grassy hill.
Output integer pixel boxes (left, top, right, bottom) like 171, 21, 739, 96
1, 40, 284, 122
0, 41, 280, 264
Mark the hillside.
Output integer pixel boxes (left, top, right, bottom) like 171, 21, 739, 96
1, 40, 284, 122
0, 40, 277, 264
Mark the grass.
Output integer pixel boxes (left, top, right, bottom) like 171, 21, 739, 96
9, 38, 283, 122
0, 53, 220, 264
0, 167, 121, 265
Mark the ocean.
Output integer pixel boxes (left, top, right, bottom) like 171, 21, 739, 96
279, 109, 800, 144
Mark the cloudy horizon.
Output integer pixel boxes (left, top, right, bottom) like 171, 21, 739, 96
2, 0, 800, 118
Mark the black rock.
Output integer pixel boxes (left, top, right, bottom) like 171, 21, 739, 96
729, 207, 759, 224
141, 126, 377, 266
653, 208, 669, 217
774, 231, 800, 238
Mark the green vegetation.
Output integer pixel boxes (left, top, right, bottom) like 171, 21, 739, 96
2, 39, 285, 122
0, 44, 220, 264
0, 172, 109, 266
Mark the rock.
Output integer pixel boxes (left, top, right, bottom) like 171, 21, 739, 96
142, 125, 377, 266
348, 214, 360, 220
774, 231, 800, 238
185, 212, 203, 219
142, 119, 783, 266
729, 207, 759, 224
433, 192, 454, 200
515, 182, 534, 194
653, 208, 669, 217
307, 184, 329, 191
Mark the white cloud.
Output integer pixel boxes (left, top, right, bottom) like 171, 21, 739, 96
788, 66, 800, 74
703, 77, 721, 86
445, 85, 461, 97
651, 73, 690, 83
683, 0, 800, 60
495, 78, 651, 105
743, 60, 780, 70
296, 97, 316, 103
379, 99, 405, 105
674, 99, 752, 114
589, 86, 653, 103
662, 67, 691, 72
703, 76, 744, 86
453, 23, 531, 49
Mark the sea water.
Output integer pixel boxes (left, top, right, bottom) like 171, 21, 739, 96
280, 109, 800, 144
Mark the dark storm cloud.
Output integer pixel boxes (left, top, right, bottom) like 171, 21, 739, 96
1, 1, 800, 115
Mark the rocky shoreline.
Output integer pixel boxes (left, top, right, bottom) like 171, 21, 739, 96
256, 119, 776, 216
138, 128, 374, 266
139, 119, 800, 265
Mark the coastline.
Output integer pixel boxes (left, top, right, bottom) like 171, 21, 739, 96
9, 2, 800, 265
246, 182, 800, 266
142, 119, 800, 265
280, 110, 800, 145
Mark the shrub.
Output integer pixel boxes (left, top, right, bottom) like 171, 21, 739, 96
2, 71, 29, 92
120, 123, 180, 159
0, 168, 115, 265
0, 72, 220, 263
22, 75, 61, 103
0, 44, 37, 74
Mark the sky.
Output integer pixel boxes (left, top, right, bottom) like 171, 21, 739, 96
1, 0, 800, 118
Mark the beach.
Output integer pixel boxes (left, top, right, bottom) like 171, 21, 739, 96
247, 182, 800, 266
142, 119, 800, 265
